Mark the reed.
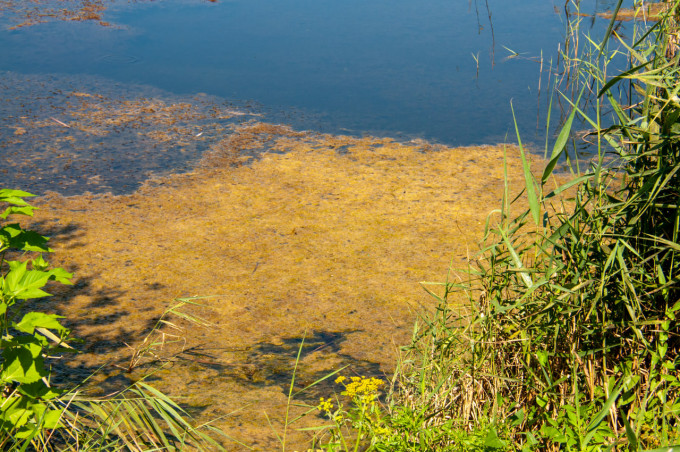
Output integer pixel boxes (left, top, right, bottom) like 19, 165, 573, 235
309, 1, 680, 450
390, 1, 680, 449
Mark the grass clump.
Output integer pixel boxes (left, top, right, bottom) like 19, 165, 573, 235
306, 1, 680, 450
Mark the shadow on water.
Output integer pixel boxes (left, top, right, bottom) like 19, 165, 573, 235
141, 329, 385, 393
139, 329, 385, 418
29, 223, 383, 407
48, 317, 383, 416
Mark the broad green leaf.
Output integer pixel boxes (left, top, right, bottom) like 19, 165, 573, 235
0, 224, 51, 252
536, 350, 549, 367
1, 223, 24, 238
11, 231, 51, 253
484, 426, 506, 448
4, 260, 29, 293
0, 205, 34, 219
0, 188, 35, 199
18, 381, 62, 400
0, 189, 34, 211
31, 254, 49, 272
3, 263, 53, 300
14, 312, 66, 335
2, 339, 47, 384
509, 408, 525, 427
40, 409, 63, 430
29, 402, 63, 431
47, 267, 73, 285
0, 397, 32, 428
536, 394, 548, 409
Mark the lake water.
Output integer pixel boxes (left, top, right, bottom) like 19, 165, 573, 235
0, 0, 631, 195
0, 1, 643, 448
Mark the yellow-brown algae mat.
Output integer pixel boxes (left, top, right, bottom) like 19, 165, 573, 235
32, 123, 527, 450
0, 0, 114, 29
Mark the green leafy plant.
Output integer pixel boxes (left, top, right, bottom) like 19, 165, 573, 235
304, 366, 510, 452
0, 188, 225, 451
0, 188, 74, 447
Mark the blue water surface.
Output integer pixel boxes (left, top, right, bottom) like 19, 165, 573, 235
0, 0, 631, 193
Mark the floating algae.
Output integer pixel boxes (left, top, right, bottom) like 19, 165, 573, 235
0, 74, 256, 195
573, 1, 673, 22
29, 121, 529, 449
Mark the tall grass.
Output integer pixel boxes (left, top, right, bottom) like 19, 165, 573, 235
303, 1, 680, 450
386, 1, 680, 450
49, 299, 229, 451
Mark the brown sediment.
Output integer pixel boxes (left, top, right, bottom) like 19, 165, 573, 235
28, 122, 529, 449
0, 0, 221, 28
8, 90, 237, 141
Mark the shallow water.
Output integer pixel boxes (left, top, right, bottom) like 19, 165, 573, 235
0, 0, 632, 195
0, 0, 639, 449
31, 130, 530, 449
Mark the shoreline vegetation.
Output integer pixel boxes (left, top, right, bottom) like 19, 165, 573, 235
579, 2, 672, 21
301, 1, 680, 450
1, 0, 679, 450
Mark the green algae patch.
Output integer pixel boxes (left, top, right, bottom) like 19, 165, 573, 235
31, 123, 527, 449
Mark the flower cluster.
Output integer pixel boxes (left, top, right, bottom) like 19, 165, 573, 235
334, 375, 384, 404
310, 375, 391, 448
317, 397, 334, 416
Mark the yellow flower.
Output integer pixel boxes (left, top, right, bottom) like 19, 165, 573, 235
373, 426, 391, 437
317, 397, 334, 415
341, 377, 385, 400
334, 375, 346, 384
